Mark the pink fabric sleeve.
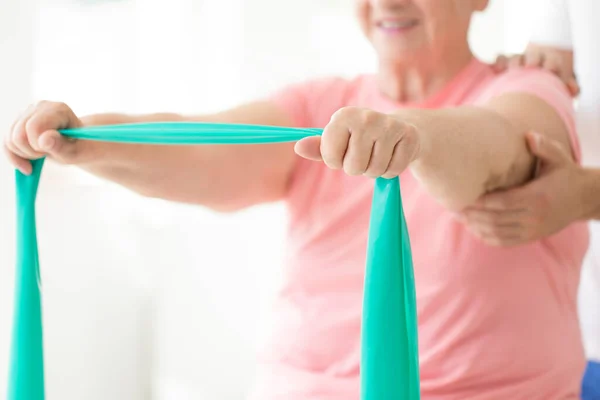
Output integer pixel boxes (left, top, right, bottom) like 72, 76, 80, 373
477, 68, 581, 163
268, 76, 354, 205
268, 76, 352, 129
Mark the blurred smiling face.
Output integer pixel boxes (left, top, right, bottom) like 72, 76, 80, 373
356, 0, 489, 62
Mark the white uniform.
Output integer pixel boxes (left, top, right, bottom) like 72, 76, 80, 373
530, 0, 600, 362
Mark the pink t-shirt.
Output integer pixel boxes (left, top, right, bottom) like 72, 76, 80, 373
249, 59, 589, 400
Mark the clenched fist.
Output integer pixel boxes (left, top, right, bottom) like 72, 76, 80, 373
3, 101, 86, 175
295, 107, 421, 179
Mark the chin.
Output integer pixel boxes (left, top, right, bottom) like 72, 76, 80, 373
375, 46, 421, 64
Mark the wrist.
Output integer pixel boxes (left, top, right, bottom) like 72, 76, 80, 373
391, 108, 434, 164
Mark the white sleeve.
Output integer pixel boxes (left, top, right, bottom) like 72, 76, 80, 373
528, 0, 573, 49
567, 0, 600, 362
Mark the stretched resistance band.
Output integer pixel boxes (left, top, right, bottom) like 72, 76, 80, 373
8, 122, 420, 399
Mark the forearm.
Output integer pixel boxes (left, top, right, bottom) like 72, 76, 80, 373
399, 107, 534, 211
78, 142, 289, 211
80, 112, 185, 126
581, 167, 600, 220
78, 112, 229, 207
72, 103, 296, 211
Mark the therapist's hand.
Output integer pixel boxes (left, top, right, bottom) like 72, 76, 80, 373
459, 131, 587, 246
3, 101, 87, 175
493, 43, 579, 96
294, 106, 420, 178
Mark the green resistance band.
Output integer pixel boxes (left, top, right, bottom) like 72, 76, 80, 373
8, 122, 420, 399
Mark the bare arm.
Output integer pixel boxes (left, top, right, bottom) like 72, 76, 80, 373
295, 91, 573, 212
4, 101, 298, 212
404, 92, 573, 210
581, 168, 600, 220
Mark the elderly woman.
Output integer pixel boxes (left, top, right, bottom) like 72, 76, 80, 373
3, 0, 588, 399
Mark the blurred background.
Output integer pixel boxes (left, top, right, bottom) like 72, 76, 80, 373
0, 0, 535, 399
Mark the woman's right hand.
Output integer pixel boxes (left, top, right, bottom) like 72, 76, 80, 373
3, 101, 88, 175
493, 43, 579, 96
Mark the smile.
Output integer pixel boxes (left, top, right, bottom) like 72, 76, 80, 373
376, 19, 419, 32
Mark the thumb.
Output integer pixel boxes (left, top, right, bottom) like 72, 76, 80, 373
38, 130, 83, 164
526, 131, 572, 167
294, 135, 322, 161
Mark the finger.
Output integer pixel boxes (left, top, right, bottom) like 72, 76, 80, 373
38, 130, 82, 164
567, 77, 580, 97
475, 220, 522, 236
492, 55, 509, 72
320, 122, 350, 170
541, 56, 561, 76
475, 188, 528, 211
467, 224, 525, 247
364, 138, 396, 178
508, 54, 525, 69
480, 233, 526, 247
382, 124, 418, 179
295, 136, 322, 161
11, 109, 45, 159
5, 137, 31, 160
557, 69, 576, 90
343, 128, 374, 176
3, 142, 32, 175
526, 131, 572, 166
524, 50, 543, 67
559, 71, 576, 92
463, 208, 527, 227
466, 217, 523, 237
25, 103, 74, 150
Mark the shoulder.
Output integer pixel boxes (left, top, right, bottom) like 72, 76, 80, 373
476, 68, 575, 137
478, 67, 580, 161
477, 68, 573, 107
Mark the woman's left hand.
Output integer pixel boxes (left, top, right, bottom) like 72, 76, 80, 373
295, 107, 420, 178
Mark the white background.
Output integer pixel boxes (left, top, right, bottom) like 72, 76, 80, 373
0, 1, 530, 399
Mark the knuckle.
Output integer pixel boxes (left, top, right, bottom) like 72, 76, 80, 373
402, 124, 418, 144
35, 100, 50, 109
361, 109, 380, 125
24, 116, 40, 134
13, 127, 29, 146
333, 106, 357, 121
383, 119, 404, 141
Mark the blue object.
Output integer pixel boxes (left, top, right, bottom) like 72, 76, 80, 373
583, 360, 600, 400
